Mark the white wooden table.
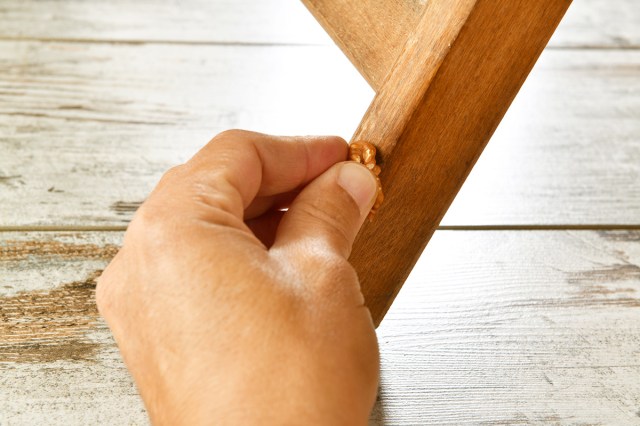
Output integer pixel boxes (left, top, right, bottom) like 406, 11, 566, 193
1, 1, 639, 424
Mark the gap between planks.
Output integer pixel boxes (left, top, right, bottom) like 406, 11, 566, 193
4, 225, 640, 233
0, 36, 326, 47
0, 36, 638, 51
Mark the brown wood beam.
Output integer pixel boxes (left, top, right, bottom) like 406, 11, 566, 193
347, 0, 573, 325
299, 0, 425, 90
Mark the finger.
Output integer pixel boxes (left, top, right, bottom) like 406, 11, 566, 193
273, 162, 378, 259
183, 130, 347, 220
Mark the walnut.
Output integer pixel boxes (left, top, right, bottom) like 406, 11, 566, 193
349, 141, 384, 220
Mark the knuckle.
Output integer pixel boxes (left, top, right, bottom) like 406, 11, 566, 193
126, 203, 181, 255
128, 204, 160, 234
157, 164, 185, 187
125, 199, 208, 267
212, 129, 255, 148
215, 129, 247, 139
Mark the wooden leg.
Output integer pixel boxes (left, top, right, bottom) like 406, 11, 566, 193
299, 0, 426, 90
303, 0, 573, 325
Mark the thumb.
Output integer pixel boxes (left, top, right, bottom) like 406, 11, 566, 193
273, 162, 378, 259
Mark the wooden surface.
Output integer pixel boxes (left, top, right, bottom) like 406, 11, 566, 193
2, 41, 639, 229
300, 0, 425, 90
376, 230, 640, 424
1, 0, 639, 424
2, 231, 639, 424
0, 42, 371, 227
0, 232, 146, 425
0, 0, 330, 45
349, 0, 572, 323
1, 0, 638, 49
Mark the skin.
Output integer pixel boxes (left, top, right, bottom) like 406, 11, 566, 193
96, 130, 380, 425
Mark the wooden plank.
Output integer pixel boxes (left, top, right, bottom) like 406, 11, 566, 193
375, 230, 640, 424
1, 42, 638, 227
2, 231, 639, 423
550, 0, 640, 48
443, 48, 640, 227
0, 42, 373, 226
0, 0, 329, 45
299, 0, 425, 90
0, 231, 147, 425
349, 0, 573, 324
0, 0, 637, 49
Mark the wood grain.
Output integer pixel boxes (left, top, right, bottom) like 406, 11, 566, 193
444, 48, 640, 227
1, 43, 638, 227
375, 230, 640, 424
0, 0, 637, 49
549, 0, 640, 48
0, 41, 372, 226
349, 0, 572, 324
0, 0, 329, 45
299, 0, 425, 90
2, 231, 639, 424
0, 232, 146, 425
1, 0, 638, 424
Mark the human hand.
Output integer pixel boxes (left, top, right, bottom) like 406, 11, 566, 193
96, 130, 380, 425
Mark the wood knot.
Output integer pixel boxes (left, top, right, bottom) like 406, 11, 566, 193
349, 141, 384, 220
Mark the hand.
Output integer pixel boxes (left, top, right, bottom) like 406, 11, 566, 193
96, 130, 380, 425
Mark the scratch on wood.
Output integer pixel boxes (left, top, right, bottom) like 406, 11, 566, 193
110, 201, 143, 215
0, 174, 23, 187
598, 230, 640, 243
0, 240, 119, 261
58, 104, 91, 111
2, 111, 172, 126
568, 264, 640, 285
577, 285, 637, 296
509, 297, 640, 309
0, 270, 103, 363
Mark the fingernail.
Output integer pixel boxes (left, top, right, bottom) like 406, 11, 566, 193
337, 162, 377, 216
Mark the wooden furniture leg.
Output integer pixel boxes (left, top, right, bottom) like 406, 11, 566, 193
302, 0, 573, 325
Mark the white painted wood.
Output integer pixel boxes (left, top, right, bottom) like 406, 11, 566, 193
375, 230, 640, 424
0, 42, 373, 226
0, 232, 147, 425
550, 0, 640, 48
1, 45, 638, 226
2, 231, 639, 424
0, 0, 329, 45
0, 0, 637, 48
443, 49, 640, 226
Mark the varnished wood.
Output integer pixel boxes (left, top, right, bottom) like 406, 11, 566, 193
347, 0, 573, 324
299, 0, 425, 90
2, 231, 639, 423
2, 43, 638, 227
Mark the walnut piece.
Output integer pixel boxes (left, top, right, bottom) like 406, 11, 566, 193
348, 141, 384, 220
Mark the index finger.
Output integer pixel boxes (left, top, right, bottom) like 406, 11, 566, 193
180, 130, 348, 220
